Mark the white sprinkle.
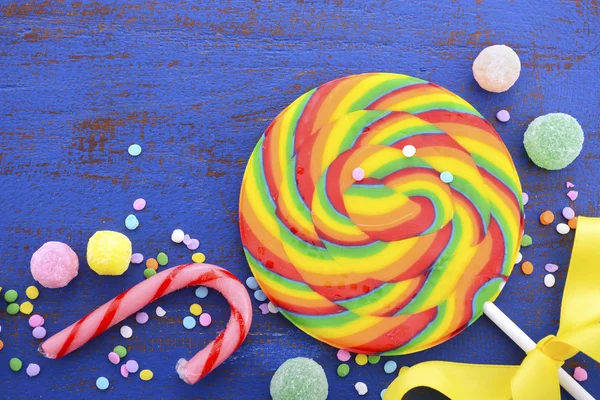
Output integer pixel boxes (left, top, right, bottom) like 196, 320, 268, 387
544, 274, 556, 288
171, 229, 185, 243
515, 252, 523, 264
355, 382, 368, 396
155, 306, 167, 317
120, 325, 133, 339
267, 302, 279, 314
522, 192, 529, 205
402, 145, 416, 158
556, 223, 570, 235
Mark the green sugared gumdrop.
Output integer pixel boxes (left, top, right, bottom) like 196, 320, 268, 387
270, 357, 328, 400
523, 113, 584, 170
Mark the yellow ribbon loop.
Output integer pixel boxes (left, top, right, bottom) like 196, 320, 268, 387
384, 216, 600, 399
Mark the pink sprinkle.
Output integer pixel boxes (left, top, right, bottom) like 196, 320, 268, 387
187, 239, 200, 251
108, 352, 120, 365
182, 234, 192, 245
496, 109, 510, 122
135, 312, 149, 324
130, 253, 144, 264
28, 314, 44, 328
545, 264, 559, 273
199, 313, 212, 327
32, 326, 46, 339
562, 207, 575, 220
337, 349, 351, 362
133, 198, 146, 211
574, 366, 588, 382
567, 190, 579, 201
258, 303, 269, 315
352, 167, 365, 181
120, 364, 129, 378
125, 360, 139, 373
566, 181, 575, 188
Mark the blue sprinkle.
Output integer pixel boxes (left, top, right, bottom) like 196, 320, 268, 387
440, 171, 454, 183
125, 214, 139, 230
195, 286, 208, 299
254, 290, 267, 302
246, 277, 259, 290
380, 389, 386, 399
384, 360, 397, 374
182, 316, 197, 330
128, 144, 142, 157
96, 376, 109, 390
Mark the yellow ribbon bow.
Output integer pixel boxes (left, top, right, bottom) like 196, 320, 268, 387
385, 216, 600, 400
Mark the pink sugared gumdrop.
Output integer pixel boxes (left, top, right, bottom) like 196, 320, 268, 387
30, 241, 79, 289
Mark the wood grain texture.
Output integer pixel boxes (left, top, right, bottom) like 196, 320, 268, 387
0, 0, 599, 399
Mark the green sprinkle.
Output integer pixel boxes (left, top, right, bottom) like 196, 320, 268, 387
521, 234, 533, 247
9, 358, 22, 372
368, 355, 381, 364
113, 345, 127, 358
6, 303, 19, 315
156, 252, 168, 266
337, 363, 350, 377
4, 289, 18, 303
144, 268, 156, 279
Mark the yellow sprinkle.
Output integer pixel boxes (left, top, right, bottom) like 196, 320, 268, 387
26, 286, 39, 300
355, 354, 368, 366
139, 369, 153, 381
399, 366, 409, 375
192, 253, 206, 263
189, 303, 203, 316
20, 301, 34, 315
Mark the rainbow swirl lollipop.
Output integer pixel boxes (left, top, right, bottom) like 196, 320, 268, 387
239, 73, 524, 355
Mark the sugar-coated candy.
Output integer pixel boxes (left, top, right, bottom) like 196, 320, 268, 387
473, 45, 521, 93
270, 358, 328, 400
523, 113, 584, 170
30, 241, 79, 289
87, 231, 132, 276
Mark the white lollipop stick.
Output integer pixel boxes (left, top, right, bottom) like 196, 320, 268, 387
483, 302, 594, 400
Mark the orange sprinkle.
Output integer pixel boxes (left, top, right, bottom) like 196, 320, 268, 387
568, 217, 578, 230
539, 210, 555, 225
146, 258, 158, 271
521, 261, 534, 275
0, 339, 4, 351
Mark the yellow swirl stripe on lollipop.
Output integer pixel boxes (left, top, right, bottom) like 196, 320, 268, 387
239, 73, 524, 355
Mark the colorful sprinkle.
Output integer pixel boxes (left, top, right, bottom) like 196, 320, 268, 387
521, 261, 534, 275
120, 364, 129, 378
384, 360, 397, 374
139, 369, 154, 381
562, 207, 575, 220
574, 366, 588, 382
32, 326, 47, 339
567, 190, 579, 201
182, 234, 192, 245
6, 303, 19, 315
4, 289, 17, 303
9, 358, 22, 372
155, 306, 166, 317
130, 253, 144, 264
267, 302, 279, 314
199, 313, 212, 327
355, 354, 368, 366
337, 363, 350, 377
108, 352, 120, 364
171, 229, 185, 243
337, 349, 351, 362
496, 109, 510, 122
245, 277, 259, 290
25, 286, 39, 300
146, 258, 158, 270
258, 303, 269, 314
515, 252, 523, 264
189, 304, 203, 316
545, 264, 559, 273
192, 252, 206, 263
187, 239, 200, 251
402, 145, 416, 158
439, 171, 453, 183
128, 144, 142, 157
125, 360, 139, 373
144, 268, 156, 279
135, 312, 149, 324
522, 192, 529, 205
183, 316, 196, 330
120, 325, 133, 339
194, 287, 208, 299
539, 210, 554, 225
368, 355, 381, 364
133, 198, 146, 211
125, 214, 139, 230
352, 167, 365, 181
96, 376, 109, 390
544, 274, 556, 288
28, 314, 44, 328
254, 290, 267, 301
557, 223, 570, 235
381, 389, 387, 399
26, 363, 40, 377
19, 301, 34, 315
521, 234, 533, 247
156, 252, 168, 266
566, 181, 575, 188
0, 340, 3, 351
355, 381, 368, 395
568, 217, 579, 229
113, 345, 127, 358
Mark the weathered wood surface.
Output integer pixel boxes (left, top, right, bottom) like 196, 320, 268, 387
0, 0, 599, 399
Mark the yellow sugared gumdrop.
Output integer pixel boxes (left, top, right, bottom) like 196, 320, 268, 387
87, 231, 132, 276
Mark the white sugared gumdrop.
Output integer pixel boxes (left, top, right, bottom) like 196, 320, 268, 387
473, 45, 521, 93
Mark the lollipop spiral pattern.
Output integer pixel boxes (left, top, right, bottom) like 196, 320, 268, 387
239, 73, 524, 355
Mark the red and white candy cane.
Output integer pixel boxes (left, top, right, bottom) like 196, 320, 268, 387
40, 263, 253, 384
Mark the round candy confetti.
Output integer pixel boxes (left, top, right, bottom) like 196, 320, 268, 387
189, 304, 203, 316
183, 316, 197, 330
439, 171, 453, 183
562, 207, 575, 220
539, 210, 555, 225
402, 145, 416, 157
6, 303, 19, 315
557, 223, 571, 235
96, 376, 109, 390
521, 234, 533, 247
245, 277, 259, 290
4, 289, 17, 303
566, 181, 575, 188
473, 45, 521, 93
192, 252, 206, 263
355, 382, 368, 395
521, 261, 534, 275
574, 366, 588, 382
199, 313, 212, 327
352, 167, 365, 181
267, 302, 279, 314
20, 301, 34, 315
144, 268, 156, 279
139, 369, 154, 381
355, 354, 368, 366
120, 364, 129, 378
270, 358, 328, 400
171, 229, 185, 243
135, 312, 149, 324
545, 264, 559, 273
522, 192, 529, 205
187, 239, 200, 251
381, 389, 387, 399
9, 358, 22, 372
337, 349, 351, 362
29, 314, 44, 328
87, 231, 132, 276
31, 241, 79, 288
567, 190, 579, 201
26, 363, 40, 377
254, 290, 267, 302
125, 214, 139, 230
259, 303, 269, 315
108, 352, 120, 364
156, 252, 168, 266
133, 198, 146, 211
496, 109, 510, 122
194, 286, 208, 299
368, 355, 381, 364
182, 234, 192, 245
120, 325, 133, 339
523, 113, 584, 170
569, 217, 579, 229
113, 345, 127, 358
125, 360, 139, 373
337, 363, 350, 377
384, 360, 397, 374
32, 326, 47, 339
0, 340, 4, 351
130, 253, 144, 264
515, 252, 523, 264
25, 286, 39, 300
155, 306, 166, 317
146, 258, 158, 270
128, 144, 142, 157
544, 274, 556, 288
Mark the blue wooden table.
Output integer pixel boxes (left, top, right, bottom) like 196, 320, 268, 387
1, 1, 599, 399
